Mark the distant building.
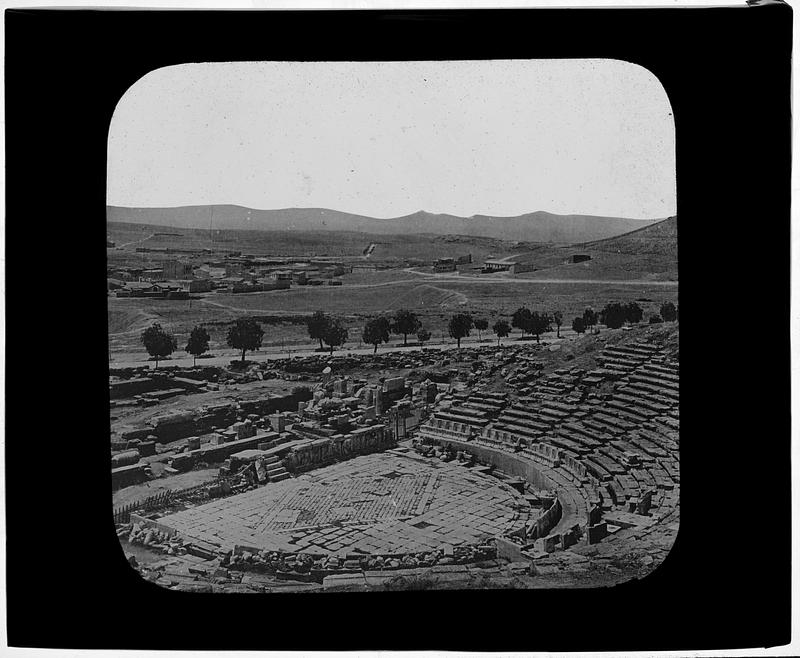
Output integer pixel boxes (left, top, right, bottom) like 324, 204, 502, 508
433, 258, 457, 273
140, 268, 165, 282
483, 259, 514, 273
116, 282, 185, 298
162, 260, 194, 280
260, 271, 291, 291
482, 259, 536, 275
109, 269, 134, 281
177, 279, 213, 293
269, 270, 293, 283
196, 265, 227, 279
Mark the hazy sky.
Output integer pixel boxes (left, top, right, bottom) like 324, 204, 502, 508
107, 59, 675, 219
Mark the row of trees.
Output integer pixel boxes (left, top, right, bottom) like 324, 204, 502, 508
141, 317, 265, 367
308, 309, 507, 353
571, 301, 678, 334
141, 301, 679, 365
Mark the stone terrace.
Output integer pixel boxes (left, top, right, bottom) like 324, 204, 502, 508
157, 451, 528, 556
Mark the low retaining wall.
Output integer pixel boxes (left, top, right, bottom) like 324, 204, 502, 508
529, 497, 562, 540
429, 437, 558, 492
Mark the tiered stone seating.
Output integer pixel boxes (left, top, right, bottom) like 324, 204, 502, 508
415, 336, 680, 553
629, 372, 679, 393
547, 433, 591, 455
627, 431, 668, 458
582, 456, 613, 482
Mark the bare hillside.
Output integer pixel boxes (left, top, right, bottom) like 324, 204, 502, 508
107, 205, 663, 245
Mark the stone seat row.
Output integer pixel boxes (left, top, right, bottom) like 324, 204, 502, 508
612, 392, 671, 414
490, 422, 544, 443
597, 356, 645, 371
460, 401, 505, 415
628, 373, 679, 392
554, 427, 602, 451
620, 381, 679, 403
501, 406, 557, 428
497, 408, 553, 430
639, 363, 680, 382
601, 345, 653, 360
652, 414, 680, 432
444, 405, 490, 421
641, 362, 679, 378
618, 375, 680, 398
603, 399, 655, 423
434, 410, 490, 429
638, 425, 678, 452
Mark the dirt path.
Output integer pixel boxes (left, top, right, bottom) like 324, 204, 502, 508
401, 268, 678, 286
116, 232, 157, 249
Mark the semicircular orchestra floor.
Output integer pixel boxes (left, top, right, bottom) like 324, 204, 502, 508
157, 451, 529, 555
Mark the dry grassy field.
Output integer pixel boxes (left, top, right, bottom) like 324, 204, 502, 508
108, 218, 678, 356
108, 276, 677, 354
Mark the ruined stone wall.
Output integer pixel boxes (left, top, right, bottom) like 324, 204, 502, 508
427, 437, 558, 492
128, 391, 308, 445
283, 425, 394, 473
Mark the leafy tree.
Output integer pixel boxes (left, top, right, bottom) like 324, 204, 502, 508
307, 310, 331, 350
417, 328, 432, 346
600, 303, 627, 329
625, 302, 644, 324
511, 306, 533, 337
493, 319, 511, 346
362, 316, 390, 354
474, 318, 489, 341
185, 325, 211, 366
141, 322, 177, 368
391, 309, 422, 346
227, 317, 264, 362
649, 314, 664, 324
553, 310, 563, 338
660, 301, 678, 322
529, 311, 552, 344
572, 317, 586, 334
323, 319, 348, 355
583, 307, 598, 334
448, 313, 473, 349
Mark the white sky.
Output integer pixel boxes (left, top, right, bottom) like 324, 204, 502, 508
107, 59, 676, 219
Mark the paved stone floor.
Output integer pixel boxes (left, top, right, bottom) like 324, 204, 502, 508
158, 452, 529, 555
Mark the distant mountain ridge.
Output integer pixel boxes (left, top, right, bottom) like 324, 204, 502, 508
106, 204, 665, 244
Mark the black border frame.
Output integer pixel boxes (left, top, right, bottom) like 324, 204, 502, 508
5, 5, 792, 651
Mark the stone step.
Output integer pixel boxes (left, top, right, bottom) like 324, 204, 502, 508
269, 471, 292, 482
